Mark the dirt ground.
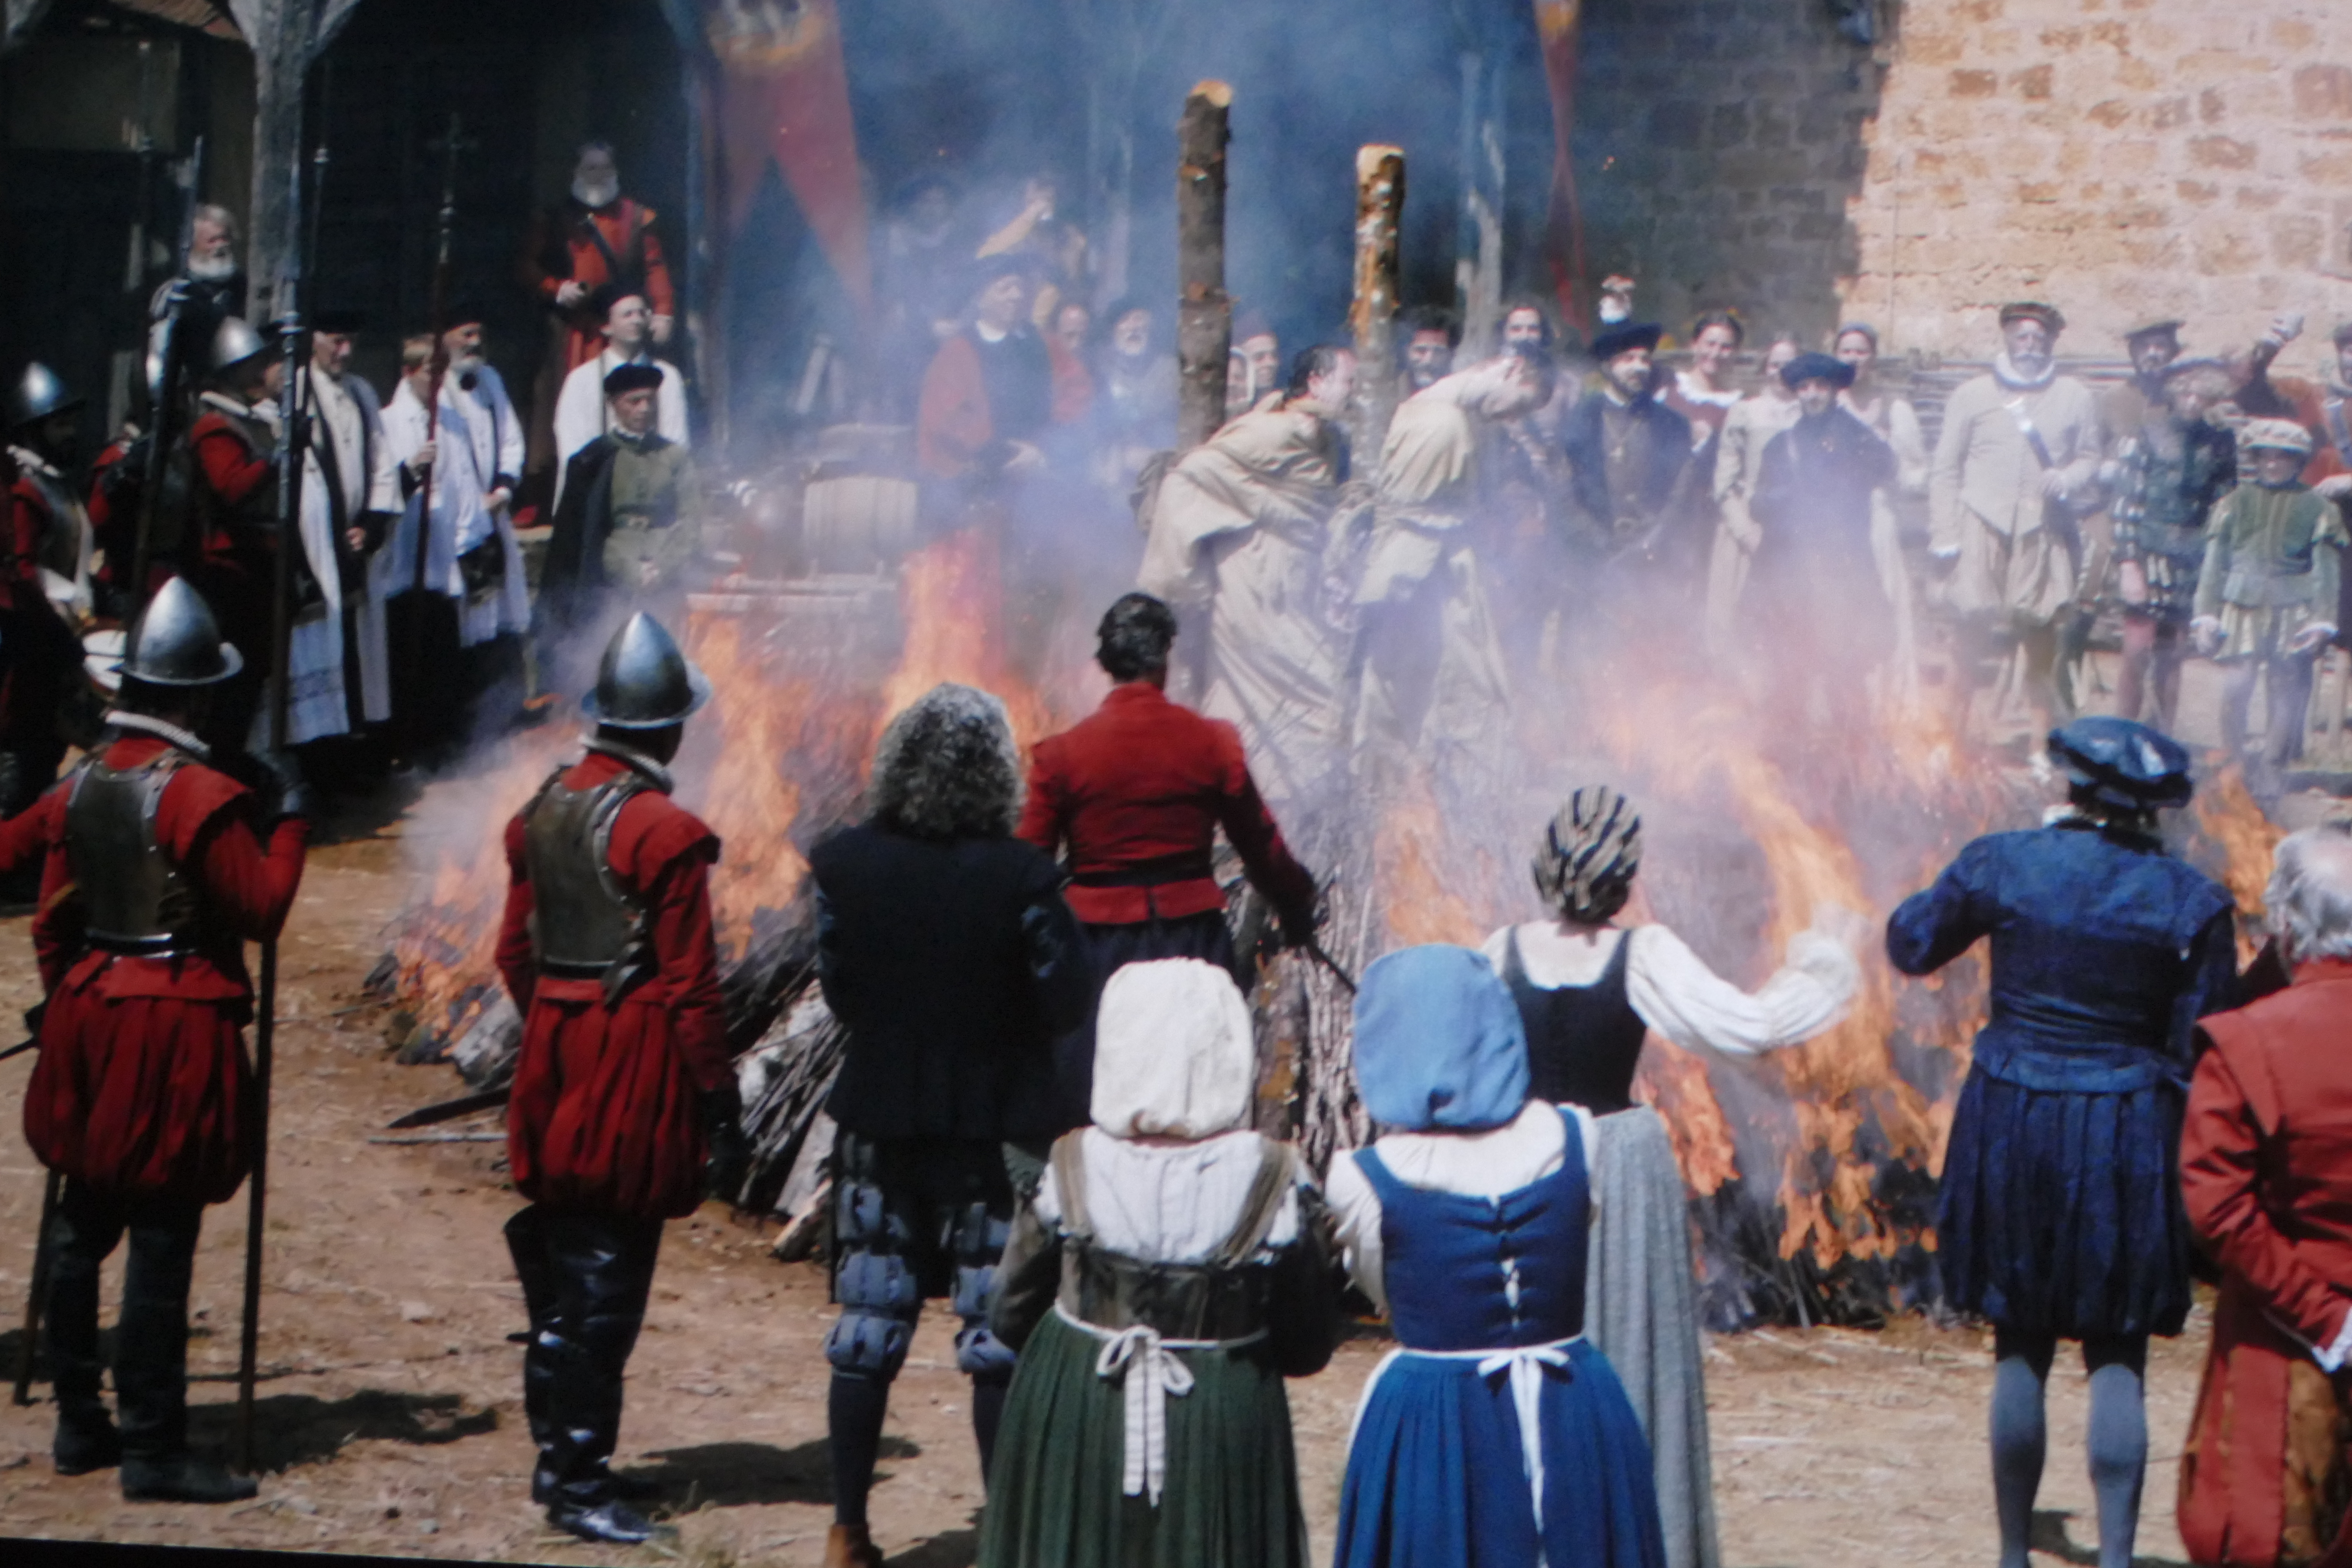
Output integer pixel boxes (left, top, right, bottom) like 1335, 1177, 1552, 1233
0, 794, 2210, 1568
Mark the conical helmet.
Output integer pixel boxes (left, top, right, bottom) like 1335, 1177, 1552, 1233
582, 612, 708, 729
116, 577, 244, 686
207, 316, 270, 377
6, 362, 82, 431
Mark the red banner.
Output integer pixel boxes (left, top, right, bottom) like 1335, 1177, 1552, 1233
1532, 0, 1587, 330
705, 0, 870, 309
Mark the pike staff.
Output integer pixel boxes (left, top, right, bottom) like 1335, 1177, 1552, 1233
128, 135, 206, 616
403, 113, 462, 766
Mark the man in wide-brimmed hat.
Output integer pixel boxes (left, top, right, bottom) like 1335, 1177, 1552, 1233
1928, 301, 2103, 744
1558, 321, 1694, 570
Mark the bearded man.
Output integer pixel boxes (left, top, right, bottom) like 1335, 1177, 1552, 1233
522, 142, 677, 373
148, 205, 245, 375
1352, 347, 1556, 780
1400, 304, 1460, 394
1138, 344, 1357, 806
1928, 301, 2102, 742
288, 312, 399, 752
1558, 322, 1695, 575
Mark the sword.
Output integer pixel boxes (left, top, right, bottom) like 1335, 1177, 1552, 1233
384, 1086, 511, 1131
0, 1037, 34, 1065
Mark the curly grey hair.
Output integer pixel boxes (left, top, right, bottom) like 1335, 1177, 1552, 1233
2268, 820, 2352, 966
868, 683, 1024, 840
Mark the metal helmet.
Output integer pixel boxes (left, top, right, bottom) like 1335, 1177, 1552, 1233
582, 612, 708, 729
116, 576, 244, 686
6, 362, 83, 432
207, 316, 270, 377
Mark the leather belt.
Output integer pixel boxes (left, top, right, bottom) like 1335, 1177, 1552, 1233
1070, 851, 1214, 889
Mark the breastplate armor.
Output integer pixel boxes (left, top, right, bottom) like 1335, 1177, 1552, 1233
523, 769, 654, 998
64, 752, 197, 955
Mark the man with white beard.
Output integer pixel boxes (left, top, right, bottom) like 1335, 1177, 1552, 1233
149, 205, 246, 370
1351, 347, 1556, 779
1138, 345, 1357, 807
1929, 302, 2102, 743
296, 312, 401, 749
379, 322, 528, 763
550, 288, 687, 506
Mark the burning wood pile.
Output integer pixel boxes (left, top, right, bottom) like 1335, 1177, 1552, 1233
373, 523, 2291, 1326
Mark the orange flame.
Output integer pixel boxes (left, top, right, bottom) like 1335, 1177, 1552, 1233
2193, 763, 2283, 966
877, 528, 1053, 746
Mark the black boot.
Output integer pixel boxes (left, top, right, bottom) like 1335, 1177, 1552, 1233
46, 1182, 122, 1476
547, 1497, 674, 1545
121, 1452, 258, 1504
533, 1213, 662, 1528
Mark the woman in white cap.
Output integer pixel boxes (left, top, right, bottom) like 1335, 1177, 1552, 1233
979, 958, 1337, 1567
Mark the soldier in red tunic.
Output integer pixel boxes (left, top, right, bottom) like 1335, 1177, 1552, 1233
493, 611, 746, 1545
1017, 592, 1320, 1117
185, 317, 286, 749
2, 362, 95, 821
6, 578, 309, 1502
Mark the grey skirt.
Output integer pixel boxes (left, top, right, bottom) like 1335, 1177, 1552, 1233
1583, 1103, 1722, 1568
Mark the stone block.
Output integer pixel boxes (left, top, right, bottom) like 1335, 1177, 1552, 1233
2188, 135, 2257, 171
2271, 214, 2325, 268
2040, 26, 2085, 52
1709, 102, 1751, 150
2300, 150, 2352, 184
1950, 67, 2000, 98
1793, 211, 1846, 242
2192, 226, 2263, 276
2151, 95, 2192, 130
2013, 65, 2055, 101
2294, 66, 2352, 122
2234, 185, 2285, 210
2088, 99, 2134, 128
2269, 18, 2316, 51
2176, 180, 2221, 204
2200, 87, 2228, 125
1649, 102, 1709, 149
2117, 58, 2159, 91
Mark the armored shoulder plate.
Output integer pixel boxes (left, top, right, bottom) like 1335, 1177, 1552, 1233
64, 751, 197, 956
523, 768, 656, 999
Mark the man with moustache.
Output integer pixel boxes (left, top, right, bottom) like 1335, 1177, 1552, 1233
1929, 302, 2102, 743
1400, 304, 1460, 395
522, 141, 677, 374
1558, 322, 1695, 578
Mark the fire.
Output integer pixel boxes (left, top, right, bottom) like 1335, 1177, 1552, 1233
683, 614, 809, 943
2193, 762, 2283, 966
1374, 771, 1484, 947
878, 528, 1054, 746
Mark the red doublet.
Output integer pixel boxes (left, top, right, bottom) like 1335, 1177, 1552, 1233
13, 736, 307, 1203
1017, 681, 1315, 926
496, 752, 729, 1219
0, 477, 67, 746
523, 199, 678, 372
189, 410, 273, 570
2178, 959, 2352, 1568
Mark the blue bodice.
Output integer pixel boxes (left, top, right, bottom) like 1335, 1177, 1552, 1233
1887, 821, 2237, 1091
1352, 1107, 1590, 1351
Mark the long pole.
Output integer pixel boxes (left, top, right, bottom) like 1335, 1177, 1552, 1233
235, 116, 315, 1473
12, 1171, 61, 1405
1348, 144, 1406, 474
402, 113, 462, 765
1173, 82, 1231, 453
128, 135, 205, 616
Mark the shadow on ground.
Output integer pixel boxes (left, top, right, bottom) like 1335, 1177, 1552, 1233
632, 1437, 853, 1509
184, 1388, 498, 1470
888, 1526, 975, 1567
2033, 1507, 2189, 1568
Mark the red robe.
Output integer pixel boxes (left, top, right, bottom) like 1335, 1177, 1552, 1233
1, 471, 74, 750
496, 752, 730, 1219
2179, 958, 2352, 1568
521, 198, 678, 372
6, 735, 307, 1203
1017, 680, 1316, 927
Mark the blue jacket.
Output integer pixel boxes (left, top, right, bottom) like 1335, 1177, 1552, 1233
1887, 819, 2237, 1093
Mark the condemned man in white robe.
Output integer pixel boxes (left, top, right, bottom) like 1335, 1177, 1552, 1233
297, 312, 400, 744
1137, 344, 1357, 807
1350, 347, 1556, 788
379, 328, 529, 761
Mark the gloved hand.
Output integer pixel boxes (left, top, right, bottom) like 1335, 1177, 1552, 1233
251, 749, 317, 823
700, 1085, 750, 1206
1277, 891, 1326, 952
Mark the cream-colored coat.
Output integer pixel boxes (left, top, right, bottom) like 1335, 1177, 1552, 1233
1929, 368, 2101, 626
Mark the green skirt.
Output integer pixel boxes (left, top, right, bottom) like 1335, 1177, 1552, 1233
977, 1310, 1311, 1568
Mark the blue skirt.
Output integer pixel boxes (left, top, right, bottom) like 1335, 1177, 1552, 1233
1936, 1061, 2192, 1338
1334, 1338, 1666, 1568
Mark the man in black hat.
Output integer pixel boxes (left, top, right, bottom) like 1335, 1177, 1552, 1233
917, 254, 1053, 500
541, 362, 703, 666
3, 363, 95, 821
1558, 322, 1694, 573
551, 287, 688, 505
1928, 301, 2102, 743
1748, 352, 1899, 731
287, 310, 399, 757
493, 611, 741, 1546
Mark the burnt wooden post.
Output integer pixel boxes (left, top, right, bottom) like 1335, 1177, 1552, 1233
1349, 144, 1406, 472
1175, 80, 1232, 452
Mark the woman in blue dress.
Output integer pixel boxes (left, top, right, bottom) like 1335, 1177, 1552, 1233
1328, 943, 1666, 1568
1888, 716, 2238, 1568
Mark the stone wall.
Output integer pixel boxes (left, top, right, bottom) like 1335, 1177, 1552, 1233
1571, 0, 2352, 368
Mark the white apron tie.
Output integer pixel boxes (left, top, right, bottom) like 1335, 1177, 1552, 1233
1056, 1305, 1264, 1507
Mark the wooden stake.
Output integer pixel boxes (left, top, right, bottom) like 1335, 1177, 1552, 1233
1175, 81, 1232, 452
1349, 145, 1406, 471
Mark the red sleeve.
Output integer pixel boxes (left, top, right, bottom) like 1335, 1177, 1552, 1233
1014, 742, 1066, 854
1209, 723, 1317, 923
0, 788, 54, 877
637, 213, 677, 318
496, 813, 536, 1013
193, 420, 272, 505
190, 812, 309, 942
917, 339, 991, 479
616, 798, 728, 1093
518, 208, 566, 302
2181, 1026, 2352, 1350
1047, 337, 1093, 426
5, 486, 43, 587
21, 791, 72, 994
